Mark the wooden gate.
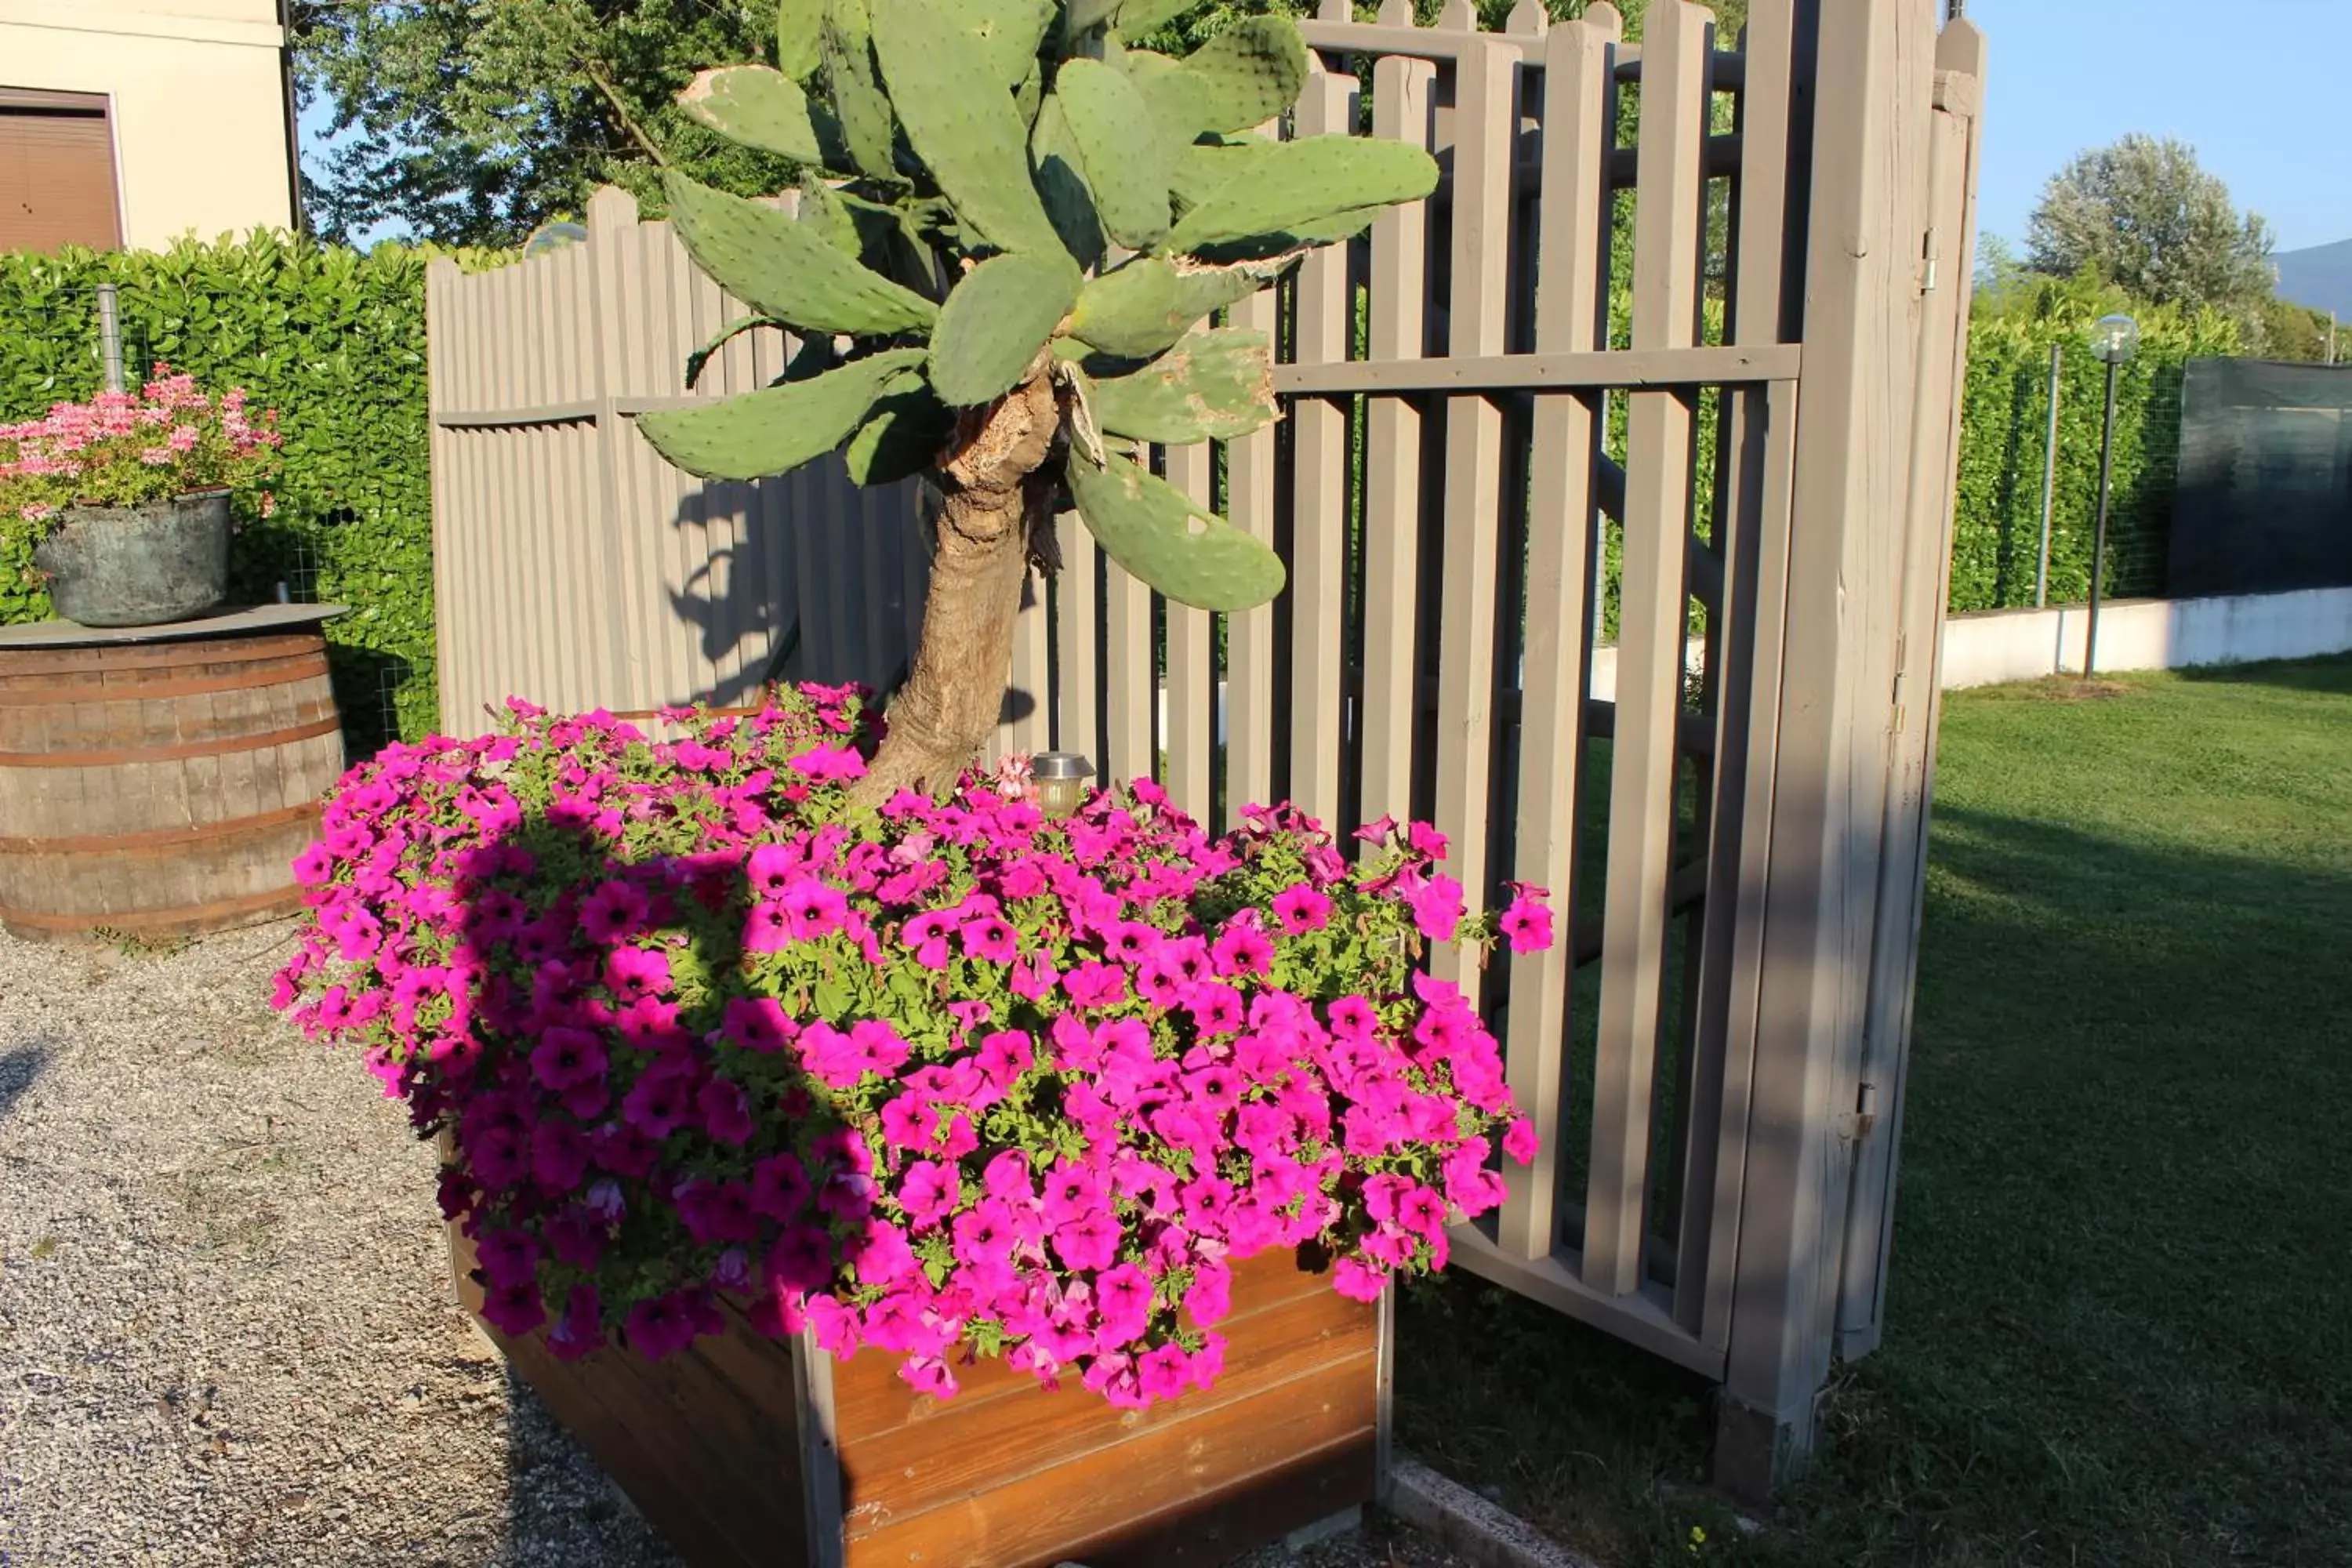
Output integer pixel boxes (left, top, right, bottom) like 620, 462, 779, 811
424, 0, 1986, 1490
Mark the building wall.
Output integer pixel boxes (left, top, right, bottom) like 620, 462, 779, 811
0, 0, 294, 251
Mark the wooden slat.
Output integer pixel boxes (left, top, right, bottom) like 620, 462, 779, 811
424, 261, 460, 724
1356, 52, 1437, 844
1494, 6, 1618, 1262
1224, 274, 1280, 827
448, 275, 485, 722
1056, 510, 1102, 763
1581, 0, 1711, 1298
655, 216, 699, 702
841, 1355, 1375, 1568
1428, 34, 1517, 994
604, 191, 659, 713
1083, 1438, 1374, 1568
451, 1232, 806, 1568
464, 272, 498, 722
1102, 554, 1153, 786
483, 272, 524, 716
830, 1247, 1332, 1444
1444, 1223, 1723, 1377
859, 474, 897, 694
1163, 443, 1215, 822
1679, 0, 1798, 1345
1288, 64, 1360, 833
1002, 562, 1053, 764
838, 1284, 1370, 1529
1273, 343, 1798, 396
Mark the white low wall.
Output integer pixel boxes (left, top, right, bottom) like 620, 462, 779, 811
1138, 591, 2350, 745
1939, 587, 2352, 689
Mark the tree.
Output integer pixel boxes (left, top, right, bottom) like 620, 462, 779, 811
637, 0, 1433, 802
2256, 296, 2338, 364
291, 0, 790, 247
2025, 135, 2275, 321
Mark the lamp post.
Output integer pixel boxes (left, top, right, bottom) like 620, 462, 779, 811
2082, 313, 2139, 681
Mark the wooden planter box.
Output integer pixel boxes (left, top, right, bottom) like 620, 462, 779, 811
450, 1229, 1388, 1567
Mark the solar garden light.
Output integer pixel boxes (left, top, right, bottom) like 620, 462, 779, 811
1029, 752, 1095, 818
2082, 313, 2140, 680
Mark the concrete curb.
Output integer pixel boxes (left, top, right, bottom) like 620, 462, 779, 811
1383, 1454, 1606, 1568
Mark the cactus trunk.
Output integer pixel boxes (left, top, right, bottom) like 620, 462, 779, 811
850, 368, 1061, 807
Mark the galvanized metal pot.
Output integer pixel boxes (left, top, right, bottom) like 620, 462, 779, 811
34, 490, 232, 628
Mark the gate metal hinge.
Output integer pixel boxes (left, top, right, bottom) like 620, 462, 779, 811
1890, 631, 1909, 734
1922, 230, 1940, 294
1837, 1081, 1880, 1142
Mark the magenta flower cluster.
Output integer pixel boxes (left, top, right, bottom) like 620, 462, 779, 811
276, 685, 1552, 1410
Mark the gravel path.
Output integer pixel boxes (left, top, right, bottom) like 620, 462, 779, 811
0, 924, 1465, 1568
0, 922, 677, 1568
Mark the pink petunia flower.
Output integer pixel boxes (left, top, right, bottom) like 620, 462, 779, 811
1272, 884, 1331, 933
1501, 1116, 1540, 1164
1409, 874, 1466, 942
1332, 1257, 1389, 1302
1499, 891, 1555, 954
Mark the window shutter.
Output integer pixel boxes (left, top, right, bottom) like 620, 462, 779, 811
0, 99, 123, 253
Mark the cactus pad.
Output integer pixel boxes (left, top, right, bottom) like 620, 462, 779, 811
1159, 135, 1436, 258
1170, 135, 1277, 213
1052, 61, 1172, 251
679, 67, 828, 165
1068, 255, 1287, 358
1067, 449, 1286, 612
1084, 328, 1278, 443
960, 0, 1056, 84
1109, 0, 1203, 42
845, 379, 955, 484
1030, 94, 1106, 270
637, 348, 927, 480
928, 249, 1083, 407
872, 0, 1064, 256
777, 0, 825, 81
821, 0, 898, 176
663, 173, 938, 337
1162, 17, 1308, 136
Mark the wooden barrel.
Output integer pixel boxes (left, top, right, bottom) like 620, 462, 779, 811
0, 631, 344, 942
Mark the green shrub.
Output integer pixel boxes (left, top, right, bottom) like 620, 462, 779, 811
0, 232, 459, 745
1951, 275, 2240, 613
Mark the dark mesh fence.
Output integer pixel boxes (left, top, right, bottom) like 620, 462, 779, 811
2169, 359, 2352, 600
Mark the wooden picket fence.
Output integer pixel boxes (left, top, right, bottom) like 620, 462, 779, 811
424, 0, 1986, 1490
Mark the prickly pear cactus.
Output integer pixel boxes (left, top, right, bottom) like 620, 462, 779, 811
641, 0, 1438, 797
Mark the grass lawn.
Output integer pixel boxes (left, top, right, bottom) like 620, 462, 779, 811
1395, 655, 2352, 1567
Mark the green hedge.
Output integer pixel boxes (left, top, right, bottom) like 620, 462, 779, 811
0, 233, 442, 746
1951, 280, 2241, 613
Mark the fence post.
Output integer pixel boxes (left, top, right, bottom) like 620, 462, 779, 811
2035, 340, 2059, 607
96, 284, 124, 394
1715, 0, 1934, 1501
1834, 16, 1987, 1363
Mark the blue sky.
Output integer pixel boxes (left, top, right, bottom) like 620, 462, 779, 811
1966, 0, 2346, 256
299, 0, 2347, 256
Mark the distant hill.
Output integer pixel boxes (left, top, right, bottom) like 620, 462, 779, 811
2274, 239, 2352, 318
